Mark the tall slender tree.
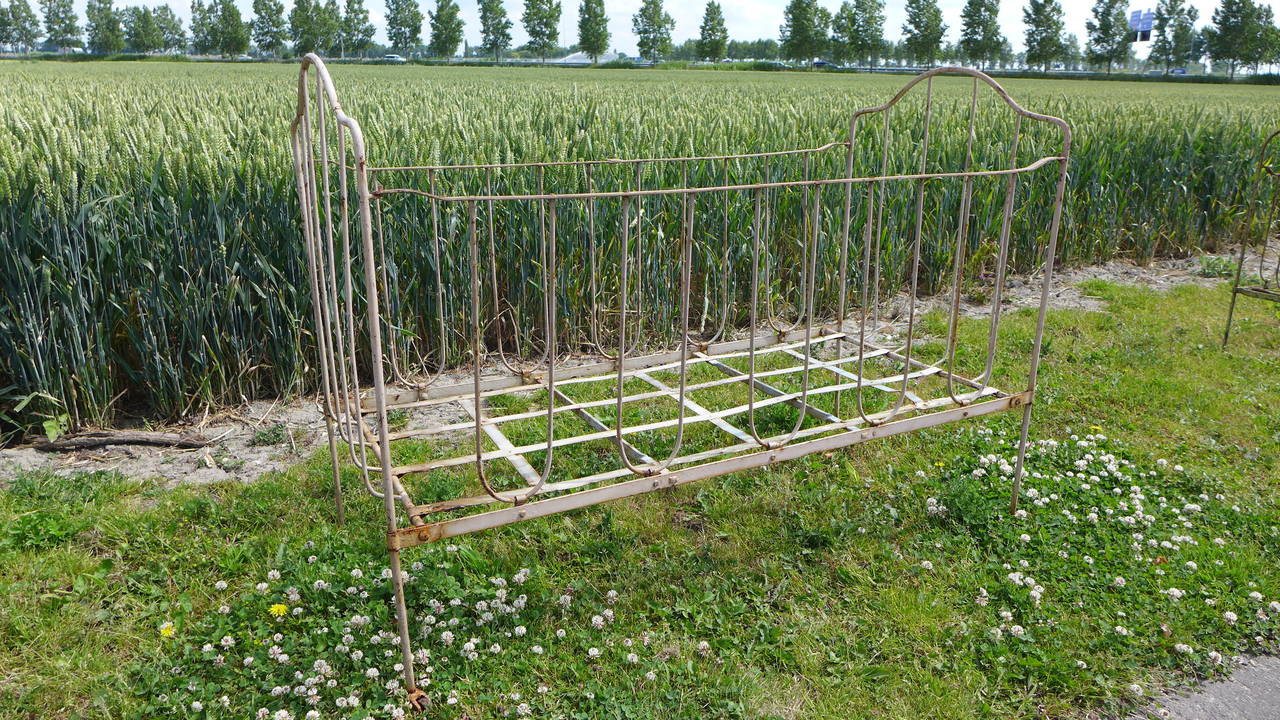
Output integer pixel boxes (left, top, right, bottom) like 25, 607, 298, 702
829, 1, 856, 65
902, 0, 945, 66
251, 0, 286, 55
426, 0, 461, 57
522, 0, 561, 62
478, 0, 511, 60
1169, 4, 1199, 69
385, 0, 423, 52
577, 0, 608, 62
1085, 0, 1130, 73
214, 0, 248, 55
958, 0, 1002, 68
7, 0, 40, 52
851, 0, 884, 65
41, 0, 81, 48
697, 1, 728, 61
86, 0, 125, 53
780, 0, 826, 62
632, 0, 674, 61
190, 0, 217, 52
340, 0, 373, 56
1023, 0, 1065, 71
153, 4, 185, 50
1203, 0, 1269, 77
124, 6, 163, 51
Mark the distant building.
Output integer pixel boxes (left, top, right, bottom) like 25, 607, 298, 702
551, 51, 625, 65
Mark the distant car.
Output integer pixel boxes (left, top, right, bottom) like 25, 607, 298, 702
384, 54, 407, 63
813, 60, 836, 69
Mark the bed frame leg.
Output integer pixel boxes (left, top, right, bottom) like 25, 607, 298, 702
388, 546, 424, 709
325, 418, 345, 525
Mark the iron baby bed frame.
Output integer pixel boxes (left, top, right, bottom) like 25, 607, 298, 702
290, 54, 1071, 708
1224, 128, 1280, 347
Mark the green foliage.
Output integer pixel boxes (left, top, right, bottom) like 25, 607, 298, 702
632, 0, 674, 61
86, 0, 125, 54
521, 0, 561, 61
40, 0, 80, 48
696, 1, 727, 62
250, 423, 288, 446
577, 0, 608, 62
384, 0, 422, 53
779, 0, 827, 63
902, 0, 946, 66
123, 6, 165, 53
958, 0, 1003, 68
152, 4, 185, 51
477, 0, 512, 60
5, 0, 42, 52
1023, 0, 1066, 72
251, 0, 287, 55
426, 0, 463, 58
1085, 0, 1132, 73
1, 65, 1279, 429
340, 0, 374, 57
1204, 0, 1277, 78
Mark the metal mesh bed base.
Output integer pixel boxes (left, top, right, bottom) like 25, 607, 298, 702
289, 55, 1070, 708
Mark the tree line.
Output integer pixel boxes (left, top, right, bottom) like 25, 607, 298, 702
0, 0, 1277, 77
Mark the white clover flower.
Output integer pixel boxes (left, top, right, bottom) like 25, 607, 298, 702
1186, 561, 1198, 571
989, 627, 1003, 639
214, 580, 228, 591
267, 569, 281, 581
243, 656, 255, 666
1174, 643, 1193, 654
350, 568, 363, 579
1009, 625, 1025, 637
920, 560, 934, 571
1019, 534, 1031, 543
591, 615, 605, 629
1209, 651, 1223, 665
489, 643, 502, 654
191, 701, 204, 711
627, 652, 640, 663
697, 640, 711, 656
999, 610, 1013, 622
305, 712, 319, 720
558, 594, 572, 608
1075, 660, 1088, 669
588, 647, 601, 658
255, 582, 269, 592
1113, 576, 1126, 588
516, 703, 531, 716
1224, 611, 1239, 625
556, 628, 566, 638
531, 644, 544, 655
365, 667, 379, 678
606, 589, 619, 604
1249, 591, 1264, 602
1127, 683, 1143, 697
1115, 626, 1130, 636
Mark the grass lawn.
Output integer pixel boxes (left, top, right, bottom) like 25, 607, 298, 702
1, 279, 1278, 720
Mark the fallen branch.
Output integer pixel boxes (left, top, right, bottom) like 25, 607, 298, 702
32, 431, 211, 451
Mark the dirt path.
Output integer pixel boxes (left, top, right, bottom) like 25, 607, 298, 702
0, 244, 1271, 488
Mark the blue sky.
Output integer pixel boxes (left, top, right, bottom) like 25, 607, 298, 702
65, 0, 1280, 55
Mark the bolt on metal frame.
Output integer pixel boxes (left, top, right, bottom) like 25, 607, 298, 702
1224, 129, 1280, 347
290, 54, 1071, 709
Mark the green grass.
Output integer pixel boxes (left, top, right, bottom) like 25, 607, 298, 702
3, 60, 1280, 430
0, 280, 1278, 720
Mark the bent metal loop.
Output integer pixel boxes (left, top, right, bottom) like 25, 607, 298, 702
290, 53, 1071, 707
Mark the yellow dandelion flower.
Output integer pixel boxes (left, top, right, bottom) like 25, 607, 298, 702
1089, 425, 1103, 431
159, 621, 175, 637
269, 603, 288, 617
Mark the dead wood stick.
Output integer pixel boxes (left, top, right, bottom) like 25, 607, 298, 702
32, 431, 211, 451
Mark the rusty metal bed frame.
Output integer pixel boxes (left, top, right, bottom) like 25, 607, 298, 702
1224, 129, 1280, 347
290, 54, 1070, 708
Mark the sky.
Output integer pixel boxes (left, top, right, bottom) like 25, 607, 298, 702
65, 0, 1280, 56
